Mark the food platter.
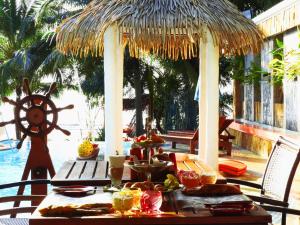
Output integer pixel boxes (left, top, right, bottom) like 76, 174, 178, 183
125, 160, 173, 174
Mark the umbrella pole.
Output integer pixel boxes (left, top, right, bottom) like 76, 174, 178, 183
104, 25, 124, 157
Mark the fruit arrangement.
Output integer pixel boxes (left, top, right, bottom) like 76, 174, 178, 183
132, 133, 164, 149
164, 174, 180, 191
77, 140, 99, 158
123, 181, 163, 192
123, 174, 179, 192
178, 170, 201, 188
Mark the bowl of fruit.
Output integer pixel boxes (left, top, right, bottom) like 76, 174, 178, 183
178, 170, 201, 189
77, 140, 99, 160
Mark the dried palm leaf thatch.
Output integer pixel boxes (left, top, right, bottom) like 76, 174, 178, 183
56, 0, 264, 59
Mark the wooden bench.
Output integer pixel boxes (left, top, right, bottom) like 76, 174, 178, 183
229, 120, 300, 156
159, 130, 198, 154
160, 118, 235, 156
167, 130, 195, 136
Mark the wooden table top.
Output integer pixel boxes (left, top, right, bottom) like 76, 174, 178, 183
51, 160, 131, 186
51, 159, 226, 186
29, 189, 272, 225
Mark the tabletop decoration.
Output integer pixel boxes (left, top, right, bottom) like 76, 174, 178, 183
125, 159, 173, 182
77, 140, 99, 159
140, 190, 162, 213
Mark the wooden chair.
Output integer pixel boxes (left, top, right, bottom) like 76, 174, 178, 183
159, 129, 199, 154
227, 136, 300, 225
159, 118, 235, 155
0, 179, 50, 225
219, 118, 235, 156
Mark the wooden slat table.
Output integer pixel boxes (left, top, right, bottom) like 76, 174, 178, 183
51, 158, 226, 186
29, 190, 272, 225
176, 159, 226, 184
51, 160, 131, 186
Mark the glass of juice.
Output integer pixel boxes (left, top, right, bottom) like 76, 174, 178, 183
112, 191, 134, 215
109, 155, 126, 187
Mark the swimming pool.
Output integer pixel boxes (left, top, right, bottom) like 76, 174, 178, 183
0, 140, 133, 198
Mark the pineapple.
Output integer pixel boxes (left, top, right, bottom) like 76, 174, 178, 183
78, 140, 94, 157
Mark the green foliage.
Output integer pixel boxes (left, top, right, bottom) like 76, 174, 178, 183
229, 0, 282, 15
269, 36, 300, 83
78, 57, 105, 100
94, 128, 105, 142
151, 58, 199, 132
0, 0, 80, 98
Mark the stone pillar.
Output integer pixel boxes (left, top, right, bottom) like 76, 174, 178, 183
104, 25, 124, 157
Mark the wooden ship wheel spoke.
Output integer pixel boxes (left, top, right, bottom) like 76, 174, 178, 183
0, 78, 74, 149
0, 78, 75, 212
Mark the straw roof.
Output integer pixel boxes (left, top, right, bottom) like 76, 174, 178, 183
56, 0, 264, 60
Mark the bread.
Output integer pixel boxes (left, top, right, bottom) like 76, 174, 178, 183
183, 184, 242, 196
39, 203, 113, 217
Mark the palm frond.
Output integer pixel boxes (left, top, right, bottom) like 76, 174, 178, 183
37, 49, 70, 75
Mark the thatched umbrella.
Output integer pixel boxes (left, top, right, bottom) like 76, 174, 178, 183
57, 0, 263, 59
56, 0, 263, 167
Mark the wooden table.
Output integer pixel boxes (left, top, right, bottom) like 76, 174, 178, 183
51, 160, 131, 186
29, 189, 272, 225
51, 159, 226, 186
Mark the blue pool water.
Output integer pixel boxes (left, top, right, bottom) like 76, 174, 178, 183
0, 140, 133, 198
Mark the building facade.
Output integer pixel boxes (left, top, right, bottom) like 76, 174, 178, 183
232, 0, 300, 156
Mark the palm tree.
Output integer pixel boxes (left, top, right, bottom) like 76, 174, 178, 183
0, 0, 80, 137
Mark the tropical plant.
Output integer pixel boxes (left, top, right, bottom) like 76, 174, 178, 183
0, 0, 75, 97
269, 36, 300, 83
0, 0, 81, 137
229, 0, 282, 15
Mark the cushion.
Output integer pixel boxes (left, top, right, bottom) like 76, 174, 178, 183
219, 160, 247, 176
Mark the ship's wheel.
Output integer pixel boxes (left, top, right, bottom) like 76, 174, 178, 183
0, 79, 73, 149
0, 79, 74, 213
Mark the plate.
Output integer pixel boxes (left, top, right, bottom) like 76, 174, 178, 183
207, 202, 255, 216
53, 185, 95, 197
77, 148, 99, 160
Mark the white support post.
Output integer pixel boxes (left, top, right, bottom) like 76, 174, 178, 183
198, 38, 207, 160
104, 25, 124, 157
204, 31, 220, 170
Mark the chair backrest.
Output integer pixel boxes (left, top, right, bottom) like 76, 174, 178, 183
261, 136, 300, 203
0, 180, 50, 217
192, 129, 199, 140
219, 119, 234, 134
193, 117, 228, 141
